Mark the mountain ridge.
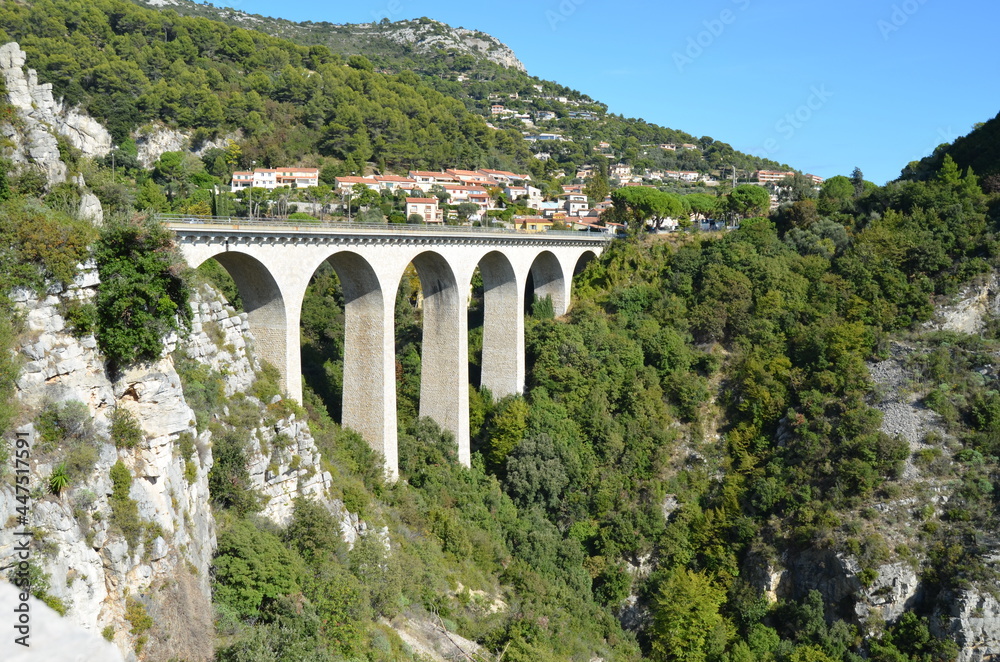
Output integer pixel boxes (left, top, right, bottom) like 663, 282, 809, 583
133, 0, 527, 72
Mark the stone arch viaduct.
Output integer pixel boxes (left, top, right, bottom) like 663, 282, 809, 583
166, 220, 609, 477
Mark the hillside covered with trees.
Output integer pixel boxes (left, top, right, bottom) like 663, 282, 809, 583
0, 0, 788, 187
4, 2, 1000, 661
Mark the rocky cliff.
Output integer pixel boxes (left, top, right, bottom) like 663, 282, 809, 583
0, 42, 112, 185
738, 279, 1000, 662
0, 267, 369, 661
354, 20, 526, 72
133, 0, 528, 73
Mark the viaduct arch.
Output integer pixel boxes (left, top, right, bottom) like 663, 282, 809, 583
168, 221, 608, 477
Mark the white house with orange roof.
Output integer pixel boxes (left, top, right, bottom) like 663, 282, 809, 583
406, 197, 443, 223
445, 169, 485, 184
756, 170, 797, 184
275, 167, 319, 188
231, 167, 319, 192
407, 171, 459, 191
374, 175, 419, 192
335, 176, 380, 191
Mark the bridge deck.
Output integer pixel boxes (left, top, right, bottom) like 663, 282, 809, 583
161, 214, 615, 241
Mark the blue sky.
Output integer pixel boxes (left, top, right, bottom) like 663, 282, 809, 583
208, 0, 1000, 184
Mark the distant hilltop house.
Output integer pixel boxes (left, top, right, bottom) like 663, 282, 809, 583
230, 167, 319, 192
808, 174, 825, 185
524, 133, 566, 143
609, 163, 633, 180
756, 170, 797, 184
664, 170, 700, 182
568, 110, 597, 120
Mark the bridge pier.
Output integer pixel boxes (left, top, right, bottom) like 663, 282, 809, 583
169, 222, 606, 479
332, 253, 398, 478
479, 252, 525, 399
414, 252, 470, 466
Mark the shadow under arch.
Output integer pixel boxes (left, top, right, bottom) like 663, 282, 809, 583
207, 251, 289, 391
409, 251, 468, 464
477, 251, 521, 398
574, 250, 598, 278
528, 250, 567, 316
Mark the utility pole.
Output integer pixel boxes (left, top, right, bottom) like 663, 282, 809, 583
249, 160, 256, 219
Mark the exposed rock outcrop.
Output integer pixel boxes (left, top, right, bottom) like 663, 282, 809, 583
924, 272, 1000, 335
373, 22, 526, 71
2, 270, 367, 660
4, 265, 215, 661
0, 42, 112, 184
936, 587, 1000, 662
134, 125, 231, 168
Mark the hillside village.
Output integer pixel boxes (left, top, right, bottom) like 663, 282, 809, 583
227, 163, 824, 231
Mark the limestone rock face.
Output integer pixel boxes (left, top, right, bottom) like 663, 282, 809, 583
4, 269, 374, 659
924, 272, 1000, 335
134, 124, 231, 168
936, 589, 1000, 662
376, 22, 525, 71
3, 266, 216, 661
0, 42, 112, 184
78, 192, 105, 225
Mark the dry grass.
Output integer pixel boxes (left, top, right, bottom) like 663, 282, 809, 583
143, 568, 214, 662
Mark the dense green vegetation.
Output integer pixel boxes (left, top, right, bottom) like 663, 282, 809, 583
0, 0, 535, 174
902, 112, 1000, 188
3, 2, 1000, 660
184, 150, 1000, 661
0, 178, 95, 447
93, 215, 192, 370
136, 1, 789, 179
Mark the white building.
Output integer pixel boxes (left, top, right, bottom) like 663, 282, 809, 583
231, 167, 319, 192
406, 197, 443, 223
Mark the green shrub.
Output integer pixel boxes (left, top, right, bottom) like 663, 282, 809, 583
250, 361, 283, 402
178, 432, 200, 482
110, 407, 143, 449
213, 519, 304, 620
94, 216, 191, 370
109, 460, 142, 548
36, 400, 93, 453
0, 196, 95, 293
173, 352, 226, 432
101, 625, 114, 642
0, 315, 19, 435
208, 428, 262, 516
61, 300, 98, 337
125, 597, 152, 653
49, 463, 69, 495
